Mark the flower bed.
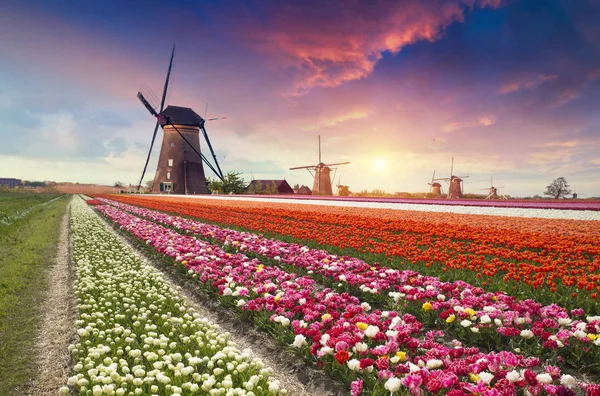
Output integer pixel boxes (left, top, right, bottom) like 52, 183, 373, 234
92, 201, 597, 395
96, 197, 600, 373
102, 195, 600, 313
63, 196, 286, 395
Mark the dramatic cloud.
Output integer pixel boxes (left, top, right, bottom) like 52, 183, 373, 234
239, 0, 507, 94
0, 0, 599, 197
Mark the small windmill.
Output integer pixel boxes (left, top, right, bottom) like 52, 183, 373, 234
480, 176, 507, 199
136, 45, 225, 195
430, 157, 469, 199
290, 135, 350, 195
572, 185, 585, 199
427, 170, 443, 196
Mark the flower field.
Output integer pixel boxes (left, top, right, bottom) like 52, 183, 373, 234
101, 195, 600, 312
65, 196, 287, 396
94, 198, 600, 372
86, 195, 600, 395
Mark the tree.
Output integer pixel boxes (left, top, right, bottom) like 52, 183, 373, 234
264, 181, 279, 195
293, 183, 300, 191
144, 179, 154, 191
210, 171, 247, 194
207, 177, 223, 194
338, 185, 350, 196
114, 181, 124, 188
247, 181, 263, 195
544, 177, 571, 199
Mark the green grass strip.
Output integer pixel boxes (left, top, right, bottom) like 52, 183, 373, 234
0, 195, 70, 395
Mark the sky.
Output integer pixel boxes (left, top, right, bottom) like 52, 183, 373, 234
1, 0, 599, 197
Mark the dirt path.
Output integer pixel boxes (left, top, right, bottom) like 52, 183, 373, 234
97, 211, 345, 396
28, 199, 76, 395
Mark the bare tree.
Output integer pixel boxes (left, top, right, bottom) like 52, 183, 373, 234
544, 177, 571, 199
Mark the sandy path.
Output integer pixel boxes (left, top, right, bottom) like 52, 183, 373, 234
96, 209, 344, 396
28, 198, 76, 395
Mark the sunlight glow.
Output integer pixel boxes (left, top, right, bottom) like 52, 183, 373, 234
375, 157, 387, 171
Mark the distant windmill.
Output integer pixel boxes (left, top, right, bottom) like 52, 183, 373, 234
136, 45, 225, 195
290, 136, 350, 195
480, 176, 507, 199
572, 185, 585, 199
430, 157, 469, 199
427, 170, 443, 196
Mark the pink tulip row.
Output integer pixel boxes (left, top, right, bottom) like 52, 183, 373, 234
93, 202, 596, 395
97, 198, 600, 368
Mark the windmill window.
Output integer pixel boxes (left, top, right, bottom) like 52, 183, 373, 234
170, 142, 175, 148
168, 159, 173, 167
166, 172, 171, 180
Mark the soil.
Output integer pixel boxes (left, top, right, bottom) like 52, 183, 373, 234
28, 199, 77, 395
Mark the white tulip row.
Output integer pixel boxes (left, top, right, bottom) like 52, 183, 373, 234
61, 196, 286, 396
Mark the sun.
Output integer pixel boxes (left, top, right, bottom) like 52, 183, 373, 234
375, 157, 387, 171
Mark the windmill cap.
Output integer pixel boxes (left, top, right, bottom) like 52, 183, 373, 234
159, 105, 205, 126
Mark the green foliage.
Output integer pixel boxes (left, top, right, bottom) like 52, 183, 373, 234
22, 180, 47, 188
208, 171, 247, 195
544, 177, 571, 199
337, 185, 350, 196
0, 196, 68, 394
264, 181, 279, 195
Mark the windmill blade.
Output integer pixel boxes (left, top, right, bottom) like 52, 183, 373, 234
166, 120, 223, 181
200, 124, 224, 180
137, 45, 176, 191
207, 116, 228, 121
323, 161, 351, 167
431, 170, 436, 184
290, 165, 316, 170
137, 92, 158, 117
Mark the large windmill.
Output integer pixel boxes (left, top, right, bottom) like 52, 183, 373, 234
290, 136, 350, 195
480, 176, 507, 199
429, 157, 469, 199
136, 46, 224, 195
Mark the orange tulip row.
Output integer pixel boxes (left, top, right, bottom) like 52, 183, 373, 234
104, 195, 600, 308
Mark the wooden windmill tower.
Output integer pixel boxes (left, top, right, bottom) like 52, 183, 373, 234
136, 46, 225, 195
427, 170, 443, 196
430, 157, 469, 199
480, 176, 507, 199
290, 136, 350, 195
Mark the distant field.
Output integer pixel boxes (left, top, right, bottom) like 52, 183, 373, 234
0, 192, 62, 226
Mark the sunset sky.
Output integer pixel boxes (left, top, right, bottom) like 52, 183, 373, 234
1, 0, 599, 197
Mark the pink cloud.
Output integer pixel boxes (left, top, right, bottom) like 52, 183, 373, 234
499, 74, 557, 94
240, 0, 507, 94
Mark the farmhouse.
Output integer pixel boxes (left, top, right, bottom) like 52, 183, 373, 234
246, 179, 294, 194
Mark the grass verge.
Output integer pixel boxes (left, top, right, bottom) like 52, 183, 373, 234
0, 195, 69, 395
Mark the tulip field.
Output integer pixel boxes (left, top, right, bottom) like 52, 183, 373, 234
73, 194, 599, 395
64, 196, 288, 396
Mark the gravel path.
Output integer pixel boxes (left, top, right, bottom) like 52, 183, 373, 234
29, 198, 77, 395
96, 208, 345, 396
